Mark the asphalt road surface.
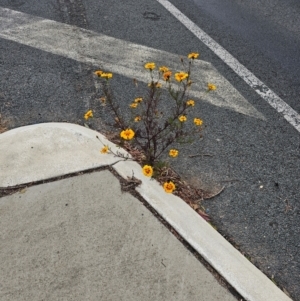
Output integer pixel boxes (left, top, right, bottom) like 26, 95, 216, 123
187, 0, 300, 113
0, 0, 299, 299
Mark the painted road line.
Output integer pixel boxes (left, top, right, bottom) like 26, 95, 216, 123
156, 0, 300, 133
0, 7, 263, 119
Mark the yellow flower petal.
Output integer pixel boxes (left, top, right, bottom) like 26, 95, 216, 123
120, 128, 135, 140
163, 181, 176, 193
207, 83, 216, 91
194, 118, 203, 126
188, 52, 199, 59
100, 72, 113, 79
134, 97, 143, 103
169, 149, 178, 158
144, 62, 156, 70
100, 145, 109, 154
186, 100, 195, 106
159, 66, 169, 72
163, 71, 172, 81
175, 72, 189, 82
84, 110, 93, 120
130, 103, 138, 108
94, 70, 103, 77
142, 165, 153, 177
178, 115, 187, 122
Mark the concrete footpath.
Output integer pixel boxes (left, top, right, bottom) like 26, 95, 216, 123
0, 123, 292, 301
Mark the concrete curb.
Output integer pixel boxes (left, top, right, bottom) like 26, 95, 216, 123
0, 123, 129, 187
0, 123, 292, 301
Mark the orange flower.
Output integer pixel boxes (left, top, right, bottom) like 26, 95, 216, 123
142, 165, 153, 177
130, 103, 138, 108
194, 118, 203, 126
84, 110, 93, 120
159, 66, 169, 72
186, 100, 195, 106
169, 149, 178, 158
207, 83, 216, 91
188, 52, 199, 59
100, 145, 109, 154
100, 72, 113, 79
175, 72, 188, 82
120, 128, 135, 140
163, 181, 176, 193
134, 97, 143, 103
178, 115, 187, 122
144, 62, 156, 70
163, 71, 172, 81
94, 70, 103, 77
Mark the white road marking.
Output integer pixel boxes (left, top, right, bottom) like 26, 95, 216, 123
0, 7, 263, 119
157, 0, 300, 133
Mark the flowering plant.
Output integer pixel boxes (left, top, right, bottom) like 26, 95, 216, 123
85, 53, 216, 193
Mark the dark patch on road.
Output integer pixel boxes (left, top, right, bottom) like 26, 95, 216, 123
143, 11, 161, 21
